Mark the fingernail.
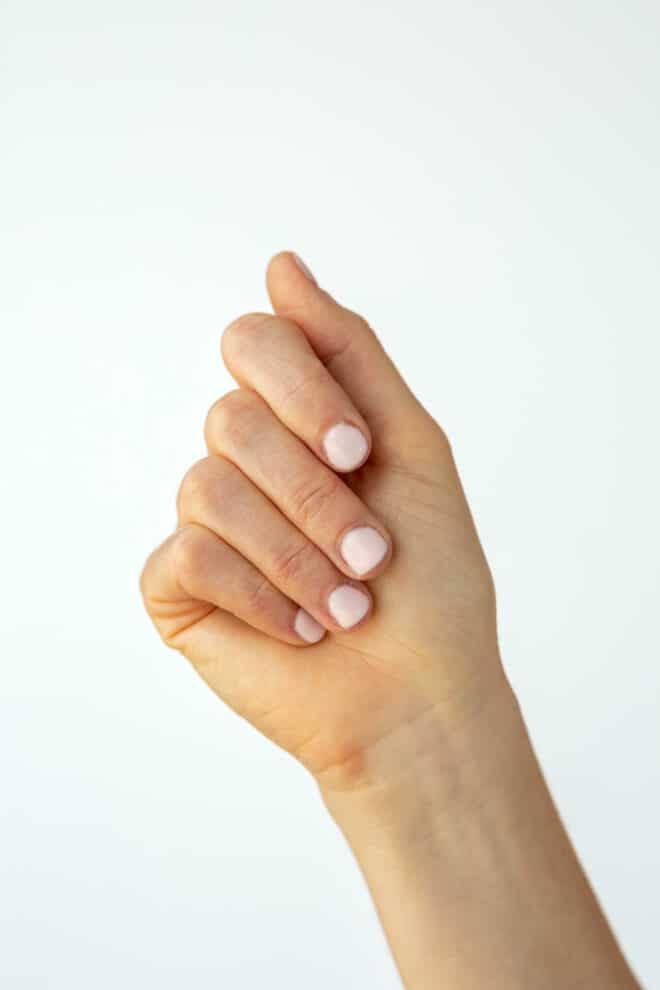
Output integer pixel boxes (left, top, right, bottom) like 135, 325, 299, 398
292, 253, 317, 285
327, 585, 370, 629
294, 607, 326, 643
340, 526, 388, 576
323, 423, 369, 472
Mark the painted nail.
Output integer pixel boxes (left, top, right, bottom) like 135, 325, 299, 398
340, 526, 388, 576
323, 423, 369, 472
294, 607, 326, 643
327, 585, 370, 629
292, 253, 317, 285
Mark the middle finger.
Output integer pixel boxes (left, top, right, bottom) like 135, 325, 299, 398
204, 389, 392, 580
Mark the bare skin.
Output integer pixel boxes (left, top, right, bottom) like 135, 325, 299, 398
140, 251, 641, 989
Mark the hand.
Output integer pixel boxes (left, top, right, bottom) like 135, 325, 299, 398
140, 253, 640, 989
140, 251, 503, 796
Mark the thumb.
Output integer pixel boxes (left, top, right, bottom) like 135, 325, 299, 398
266, 251, 432, 459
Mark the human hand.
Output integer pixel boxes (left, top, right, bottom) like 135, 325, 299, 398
140, 251, 504, 798
140, 253, 642, 989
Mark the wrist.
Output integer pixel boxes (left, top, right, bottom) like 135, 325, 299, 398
317, 665, 529, 856
317, 669, 640, 990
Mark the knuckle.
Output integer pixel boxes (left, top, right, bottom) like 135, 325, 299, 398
178, 456, 241, 521
353, 312, 373, 336
177, 457, 216, 517
432, 417, 453, 456
221, 312, 278, 365
343, 310, 375, 346
172, 524, 210, 581
410, 411, 452, 460
138, 550, 157, 605
289, 471, 341, 526
270, 539, 317, 585
204, 388, 263, 449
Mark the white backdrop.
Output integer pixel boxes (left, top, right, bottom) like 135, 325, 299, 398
2, 2, 659, 986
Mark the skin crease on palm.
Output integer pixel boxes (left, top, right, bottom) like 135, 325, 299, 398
140, 250, 503, 798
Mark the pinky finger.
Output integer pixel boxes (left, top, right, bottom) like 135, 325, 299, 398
140, 522, 326, 648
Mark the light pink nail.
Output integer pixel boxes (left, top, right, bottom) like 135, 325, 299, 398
340, 526, 388, 576
292, 253, 317, 285
294, 607, 326, 643
327, 585, 370, 629
323, 423, 369, 472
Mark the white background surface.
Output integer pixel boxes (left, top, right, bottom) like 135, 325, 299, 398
2, 2, 659, 986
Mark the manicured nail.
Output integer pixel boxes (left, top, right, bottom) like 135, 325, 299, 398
323, 423, 369, 472
340, 526, 388, 576
294, 607, 326, 644
292, 253, 317, 285
327, 585, 370, 629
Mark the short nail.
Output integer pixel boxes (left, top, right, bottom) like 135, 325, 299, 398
327, 585, 370, 629
340, 526, 388, 576
323, 423, 369, 472
294, 607, 326, 644
292, 253, 317, 285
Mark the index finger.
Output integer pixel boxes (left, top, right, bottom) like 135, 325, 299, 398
221, 312, 372, 473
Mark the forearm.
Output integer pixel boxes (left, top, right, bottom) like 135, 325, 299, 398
321, 677, 640, 990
